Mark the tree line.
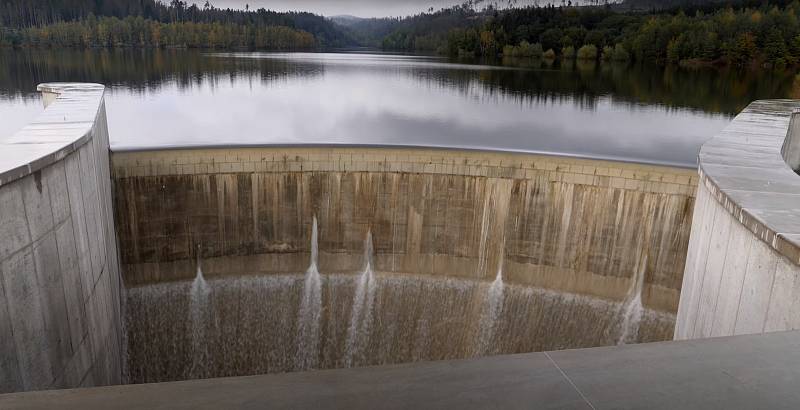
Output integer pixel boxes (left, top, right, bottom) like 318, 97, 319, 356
0, 15, 316, 50
6, 0, 800, 67
0, 0, 351, 49
374, 0, 800, 67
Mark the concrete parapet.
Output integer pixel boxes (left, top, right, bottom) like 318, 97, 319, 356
0, 84, 123, 393
675, 100, 800, 339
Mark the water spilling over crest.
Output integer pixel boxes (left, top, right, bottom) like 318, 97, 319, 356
618, 255, 647, 345
475, 265, 505, 357
295, 216, 322, 370
344, 230, 377, 367
126, 275, 675, 383
125, 229, 675, 384
189, 249, 210, 378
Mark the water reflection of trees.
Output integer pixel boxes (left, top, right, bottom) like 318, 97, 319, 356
0, 49, 795, 116
409, 58, 797, 116
0, 49, 323, 100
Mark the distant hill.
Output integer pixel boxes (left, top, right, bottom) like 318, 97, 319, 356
330, 15, 402, 47
0, 0, 356, 47
329, 15, 366, 27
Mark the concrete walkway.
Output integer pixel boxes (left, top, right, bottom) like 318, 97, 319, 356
2, 331, 800, 409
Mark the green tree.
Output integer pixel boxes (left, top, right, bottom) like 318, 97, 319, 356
577, 44, 598, 60
612, 44, 630, 61
601, 45, 613, 60
764, 28, 789, 64
539, 28, 562, 52
666, 37, 681, 63
730, 32, 757, 66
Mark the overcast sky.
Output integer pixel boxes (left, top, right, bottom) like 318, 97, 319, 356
202, 1, 588, 18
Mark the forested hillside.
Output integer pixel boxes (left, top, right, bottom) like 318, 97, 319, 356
4, 0, 800, 67
353, 0, 800, 67
0, 0, 352, 49
331, 16, 400, 48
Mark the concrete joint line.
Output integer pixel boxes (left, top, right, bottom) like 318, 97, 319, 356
543, 351, 596, 410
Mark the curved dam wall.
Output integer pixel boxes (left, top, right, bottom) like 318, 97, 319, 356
675, 100, 800, 339
112, 148, 697, 315
0, 84, 124, 393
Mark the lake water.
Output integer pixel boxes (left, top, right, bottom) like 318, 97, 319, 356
1, 49, 797, 167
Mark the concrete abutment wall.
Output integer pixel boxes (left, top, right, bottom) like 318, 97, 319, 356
675, 100, 800, 339
0, 84, 123, 393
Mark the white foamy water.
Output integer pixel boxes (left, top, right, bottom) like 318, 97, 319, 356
475, 266, 505, 356
344, 231, 378, 367
126, 254, 675, 383
189, 253, 210, 377
618, 255, 647, 345
295, 216, 323, 370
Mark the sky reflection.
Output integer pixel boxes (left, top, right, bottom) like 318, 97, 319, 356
106, 53, 729, 167
0, 52, 739, 167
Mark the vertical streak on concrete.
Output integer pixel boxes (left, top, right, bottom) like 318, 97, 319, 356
555, 184, 574, 271
14, 184, 53, 390
790, 269, 800, 330
251, 173, 259, 251
674, 183, 716, 339
476, 180, 492, 278
486, 178, 513, 280
692, 198, 732, 339
0, 259, 22, 392
731, 237, 779, 335
763, 257, 796, 332
709, 220, 752, 337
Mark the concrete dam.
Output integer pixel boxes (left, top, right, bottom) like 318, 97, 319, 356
1, 84, 799, 408
113, 145, 695, 382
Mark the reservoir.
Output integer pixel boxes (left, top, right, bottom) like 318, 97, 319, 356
2, 49, 791, 167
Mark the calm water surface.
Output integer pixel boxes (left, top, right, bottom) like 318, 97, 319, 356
1, 49, 797, 167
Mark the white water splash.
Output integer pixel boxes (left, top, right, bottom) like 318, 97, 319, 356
189, 248, 210, 378
344, 230, 377, 367
618, 254, 647, 345
295, 216, 322, 370
127, 268, 677, 383
475, 265, 504, 356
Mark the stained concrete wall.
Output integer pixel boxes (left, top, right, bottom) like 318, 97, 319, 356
0, 84, 123, 393
675, 100, 800, 340
112, 148, 697, 313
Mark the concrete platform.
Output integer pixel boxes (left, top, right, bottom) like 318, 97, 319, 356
2, 331, 800, 409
